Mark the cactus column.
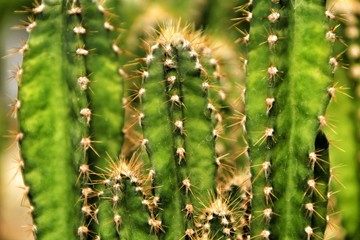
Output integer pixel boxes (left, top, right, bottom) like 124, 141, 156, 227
136, 25, 219, 239
18, 1, 88, 239
17, 0, 126, 239
237, 0, 334, 238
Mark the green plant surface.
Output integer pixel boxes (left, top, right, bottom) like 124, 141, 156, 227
78, 1, 126, 238
18, 1, 87, 239
140, 45, 185, 239
238, 0, 333, 238
16, 1, 127, 239
93, 154, 156, 240
79, 0, 125, 162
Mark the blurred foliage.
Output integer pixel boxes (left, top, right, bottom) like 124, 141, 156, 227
327, 3, 360, 239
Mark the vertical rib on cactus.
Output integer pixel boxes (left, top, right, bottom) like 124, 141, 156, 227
18, 0, 87, 238
64, 1, 94, 237
163, 46, 191, 231
78, 1, 125, 239
239, 0, 332, 238
198, 44, 229, 186
78, 0, 124, 163
176, 36, 217, 207
140, 43, 184, 239
138, 24, 217, 238
177, 34, 218, 236
240, 1, 276, 237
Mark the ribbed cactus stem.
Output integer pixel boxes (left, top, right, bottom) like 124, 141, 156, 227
94, 154, 156, 239
137, 24, 217, 239
79, 0, 125, 160
237, 0, 333, 238
78, 1, 126, 238
18, 0, 88, 238
140, 44, 184, 238
10, 0, 354, 239
16, 0, 127, 239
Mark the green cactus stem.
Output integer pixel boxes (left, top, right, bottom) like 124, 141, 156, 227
236, 0, 335, 238
78, 1, 126, 239
136, 24, 219, 239
92, 154, 156, 240
16, 0, 126, 239
18, 1, 88, 239
79, 0, 125, 163
139, 38, 185, 239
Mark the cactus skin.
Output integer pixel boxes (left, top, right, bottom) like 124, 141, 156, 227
95, 155, 156, 240
79, 0, 125, 160
238, 0, 333, 238
140, 42, 187, 239
18, 0, 87, 239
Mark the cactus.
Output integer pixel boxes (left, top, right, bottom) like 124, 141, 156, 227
17, 1, 87, 239
138, 25, 219, 239
15, 0, 125, 239
3, 0, 358, 239
235, 0, 341, 239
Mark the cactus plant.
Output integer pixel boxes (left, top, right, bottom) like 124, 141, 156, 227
233, 0, 343, 239
12, 1, 234, 239
3, 0, 359, 239
15, 0, 124, 239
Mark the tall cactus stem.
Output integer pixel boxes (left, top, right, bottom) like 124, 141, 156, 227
237, 0, 333, 238
18, 0, 89, 238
